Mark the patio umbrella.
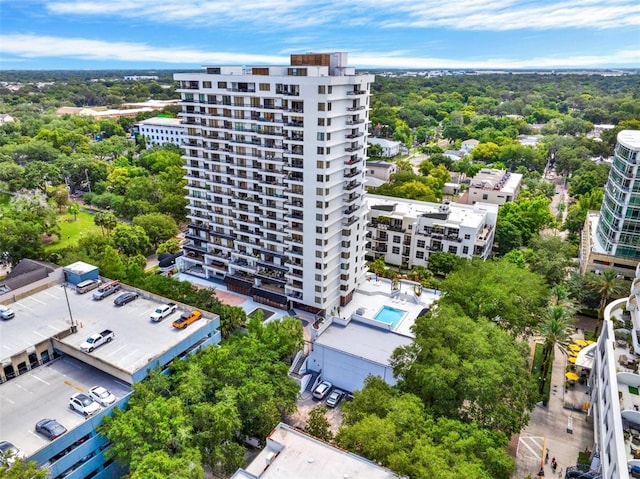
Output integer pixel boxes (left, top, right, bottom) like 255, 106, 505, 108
568, 356, 577, 364
575, 339, 588, 347
586, 340, 595, 345
566, 372, 579, 381
568, 350, 578, 357
569, 344, 582, 352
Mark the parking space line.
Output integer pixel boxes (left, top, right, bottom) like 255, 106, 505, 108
32, 375, 51, 386
27, 297, 46, 305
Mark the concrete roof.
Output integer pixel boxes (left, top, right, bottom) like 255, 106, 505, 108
313, 319, 412, 366
63, 261, 98, 276
1, 356, 132, 458
137, 117, 184, 127
618, 130, 640, 150
0, 281, 214, 380
365, 194, 497, 230
236, 423, 399, 479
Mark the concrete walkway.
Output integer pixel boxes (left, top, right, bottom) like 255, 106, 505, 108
514, 338, 594, 478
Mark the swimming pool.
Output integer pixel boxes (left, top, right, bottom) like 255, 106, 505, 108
374, 306, 407, 329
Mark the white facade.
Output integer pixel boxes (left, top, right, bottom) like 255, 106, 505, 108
589, 262, 640, 479
136, 117, 186, 147
233, 423, 398, 479
175, 53, 374, 314
365, 194, 498, 267
467, 168, 522, 206
460, 138, 479, 153
368, 137, 401, 157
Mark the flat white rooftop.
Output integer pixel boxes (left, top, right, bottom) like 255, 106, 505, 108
0, 356, 131, 458
618, 129, 640, 149
366, 194, 496, 230
236, 423, 398, 479
0, 281, 216, 378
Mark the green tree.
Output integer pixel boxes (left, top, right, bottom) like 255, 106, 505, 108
439, 258, 549, 336
157, 238, 181, 255
525, 236, 577, 286
133, 213, 178, 249
0, 457, 48, 479
94, 211, 118, 235
391, 306, 536, 436
426, 251, 463, 276
111, 223, 152, 257
305, 405, 334, 442
585, 269, 628, 319
67, 202, 80, 221
536, 306, 575, 401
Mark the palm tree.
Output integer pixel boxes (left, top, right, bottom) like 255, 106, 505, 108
536, 306, 575, 401
586, 269, 628, 319
548, 285, 576, 315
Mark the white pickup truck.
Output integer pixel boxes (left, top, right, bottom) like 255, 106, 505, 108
80, 330, 114, 352
150, 302, 177, 322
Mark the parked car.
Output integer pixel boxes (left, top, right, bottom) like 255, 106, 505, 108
113, 291, 139, 306
0, 441, 25, 465
312, 381, 332, 400
0, 305, 15, 320
172, 310, 202, 329
35, 419, 67, 440
69, 393, 101, 416
88, 386, 116, 407
325, 389, 344, 408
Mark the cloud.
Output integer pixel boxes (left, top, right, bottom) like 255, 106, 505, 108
40, 0, 640, 31
1, 34, 637, 68
0, 34, 287, 65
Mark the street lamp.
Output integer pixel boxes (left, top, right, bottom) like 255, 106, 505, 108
62, 283, 77, 333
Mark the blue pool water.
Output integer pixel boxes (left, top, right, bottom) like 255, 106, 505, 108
374, 306, 406, 329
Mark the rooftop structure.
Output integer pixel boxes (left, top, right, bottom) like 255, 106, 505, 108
594, 130, 640, 262
232, 422, 399, 479
174, 52, 374, 315
467, 168, 522, 206
365, 194, 498, 267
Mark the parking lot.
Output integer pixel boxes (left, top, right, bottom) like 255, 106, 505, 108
0, 356, 131, 458
288, 387, 349, 434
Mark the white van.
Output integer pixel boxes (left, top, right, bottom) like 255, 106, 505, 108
76, 279, 101, 294
92, 281, 121, 300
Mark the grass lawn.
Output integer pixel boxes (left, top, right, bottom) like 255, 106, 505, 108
532, 342, 553, 404
44, 211, 103, 251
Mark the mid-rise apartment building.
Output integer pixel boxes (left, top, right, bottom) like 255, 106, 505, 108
175, 53, 374, 313
366, 194, 498, 267
134, 116, 186, 147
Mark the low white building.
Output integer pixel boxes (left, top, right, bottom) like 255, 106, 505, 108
368, 137, 401, 158
365, 194, 498, 267
365, 161, 397, 188
134, 117, 186, 147
467, 168, 522, 206
461, 138, 480, 153
232, 423, 399, 479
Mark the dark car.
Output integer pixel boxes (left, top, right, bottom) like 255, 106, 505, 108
35, 419, 67, 440
113, 292, 139, 306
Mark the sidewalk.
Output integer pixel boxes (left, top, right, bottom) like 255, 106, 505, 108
514, 337, 594, 478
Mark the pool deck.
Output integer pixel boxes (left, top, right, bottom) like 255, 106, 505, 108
173, 272, 440, 337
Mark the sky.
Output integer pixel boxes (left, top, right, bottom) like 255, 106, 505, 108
0, 0, 639, 70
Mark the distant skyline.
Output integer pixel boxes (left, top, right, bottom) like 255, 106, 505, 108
0, 0, 639, 70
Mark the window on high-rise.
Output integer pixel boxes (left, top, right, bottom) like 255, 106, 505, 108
318, 86, 326, 94
218, 82, 227, 88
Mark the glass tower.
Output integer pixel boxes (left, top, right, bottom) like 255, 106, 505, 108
595, 130, 640, 260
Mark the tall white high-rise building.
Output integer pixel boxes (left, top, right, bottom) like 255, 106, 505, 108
595, 130, 640, 261
174, 53, 374, 314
